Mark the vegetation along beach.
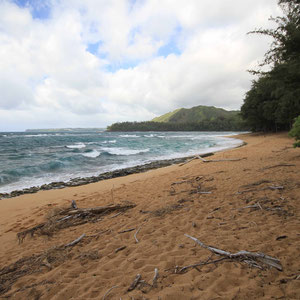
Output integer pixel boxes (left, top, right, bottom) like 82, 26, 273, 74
0, 0, 299, 299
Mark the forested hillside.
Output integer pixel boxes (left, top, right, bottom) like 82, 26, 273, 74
107, 105, 248, 131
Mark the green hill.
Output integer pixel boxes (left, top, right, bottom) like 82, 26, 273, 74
152, 105, 240, 123
107, 105, 248, 132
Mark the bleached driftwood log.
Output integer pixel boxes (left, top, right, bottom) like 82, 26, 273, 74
184, 234, 282, 271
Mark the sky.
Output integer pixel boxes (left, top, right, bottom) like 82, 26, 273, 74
0, 0, 280, 131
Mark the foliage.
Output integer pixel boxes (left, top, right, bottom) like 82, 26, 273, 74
108, 105, 248, 131
241, 0, 300, 132
107, 118, 248, 132
289, 115, 300, 147
152, 105, 240, 123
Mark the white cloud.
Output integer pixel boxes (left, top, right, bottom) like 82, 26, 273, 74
0, 0, 280, 130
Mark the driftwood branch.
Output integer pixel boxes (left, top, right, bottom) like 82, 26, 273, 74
198, 156, 244, 163
65, 234, 86, 247
134, 227, 141, 243
128, 274, 141, 291
184, 234, 282, 271
17, 203, 136, 243
118, 228, 135, 234
152, 268, 159, 287
237, 185, 284, 194
178, 257, 228, 274
71, 200, 78, 209
115, 246, 126, 253
102, 285, 118, 300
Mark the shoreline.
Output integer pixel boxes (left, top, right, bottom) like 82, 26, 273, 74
0, 136, 245, 200
0, 132, 299, 299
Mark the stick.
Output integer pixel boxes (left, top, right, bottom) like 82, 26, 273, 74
184, 234, 282, 271
110, 212, 122, 218
179, 156, 198, 166
178, 257, 227, 273
71, 200, 78, 209
198, 156, 243, 163
128, 274, 141, 291
171, 180, 190, 185
134, 227, 141, 243
152, 268, 159, 287
115, 246, 126, 253
118, 228, 135, 234
102, 285, 118, 300
64, 233, 86, 247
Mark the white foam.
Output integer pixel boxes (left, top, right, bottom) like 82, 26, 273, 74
82, 150, 100, 158
103, 140, 117, 144
101, 147, 149, 156
66, 142, 86, 149
119, 134, 139, 138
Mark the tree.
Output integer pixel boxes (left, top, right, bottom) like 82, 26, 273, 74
241, 0, 300, 131
289, 115, 300, 147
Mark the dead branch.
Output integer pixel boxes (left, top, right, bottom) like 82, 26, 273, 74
241, 202, 263, 210
134, 227, 141, 243
261, 163, 295, 170
184, 234, 282, 271
103, 285, 118, 300
65, 234, 86, 247
237, 185, 284, 194
71, 200, 78, 209
115, 246, 126, 253
198, 156, 244, 163
110, 212, 122, 218
152, 268, 159, 287
128, 274, 141, 291
171, 180, 190, 185
178, 257, 228, 274
179, 156, 198, 166
118, 228, 135, 234
17, 203, 136, 242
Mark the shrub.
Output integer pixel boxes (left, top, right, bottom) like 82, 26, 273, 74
289, 116, 300, 147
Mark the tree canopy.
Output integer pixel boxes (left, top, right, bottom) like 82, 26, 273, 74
241, 0, 300, 131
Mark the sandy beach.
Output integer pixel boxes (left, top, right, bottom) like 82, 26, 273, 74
0, 132, 299, 299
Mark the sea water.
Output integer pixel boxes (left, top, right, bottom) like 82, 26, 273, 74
0, 130, 244, 193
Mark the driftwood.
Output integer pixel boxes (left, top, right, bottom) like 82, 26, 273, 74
152, 268, 159, 287
184, 234, 282, 271
65, 234, 86, 247
115, 246, 126, 253
0, 234, 89, 296
17, 203, 136, 243
180, 155, 244, 166
71, 200, 78, 209
118, 228, 135, 234
128, 274, 141, 291
261, 163, 295, 170
198, 155, 244, 163
176, 257, 227, 274
237, 185, 284, 194
127, 269, 159, 293
102, 285, 118, 300
241, 202, 263, 210
134, 227, 141, 243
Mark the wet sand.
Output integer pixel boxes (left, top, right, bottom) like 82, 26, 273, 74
0, 132, 299, 299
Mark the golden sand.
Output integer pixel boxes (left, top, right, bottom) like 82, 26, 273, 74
0, 132, 299, 299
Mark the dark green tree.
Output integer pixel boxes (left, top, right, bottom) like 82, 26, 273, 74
241, 0, 300, 131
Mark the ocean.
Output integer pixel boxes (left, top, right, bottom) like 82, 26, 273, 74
0, 130, 244, 193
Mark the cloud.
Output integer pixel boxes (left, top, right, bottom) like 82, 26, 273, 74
0, 0, 280, 130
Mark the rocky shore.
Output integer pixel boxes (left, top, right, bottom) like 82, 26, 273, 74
0, 153, 214, 199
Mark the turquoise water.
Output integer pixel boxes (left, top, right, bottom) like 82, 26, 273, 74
0, 130, 244, 193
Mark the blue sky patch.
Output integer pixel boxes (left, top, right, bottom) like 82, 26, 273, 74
13, 0, 51, 20
87, 41, 102, 55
